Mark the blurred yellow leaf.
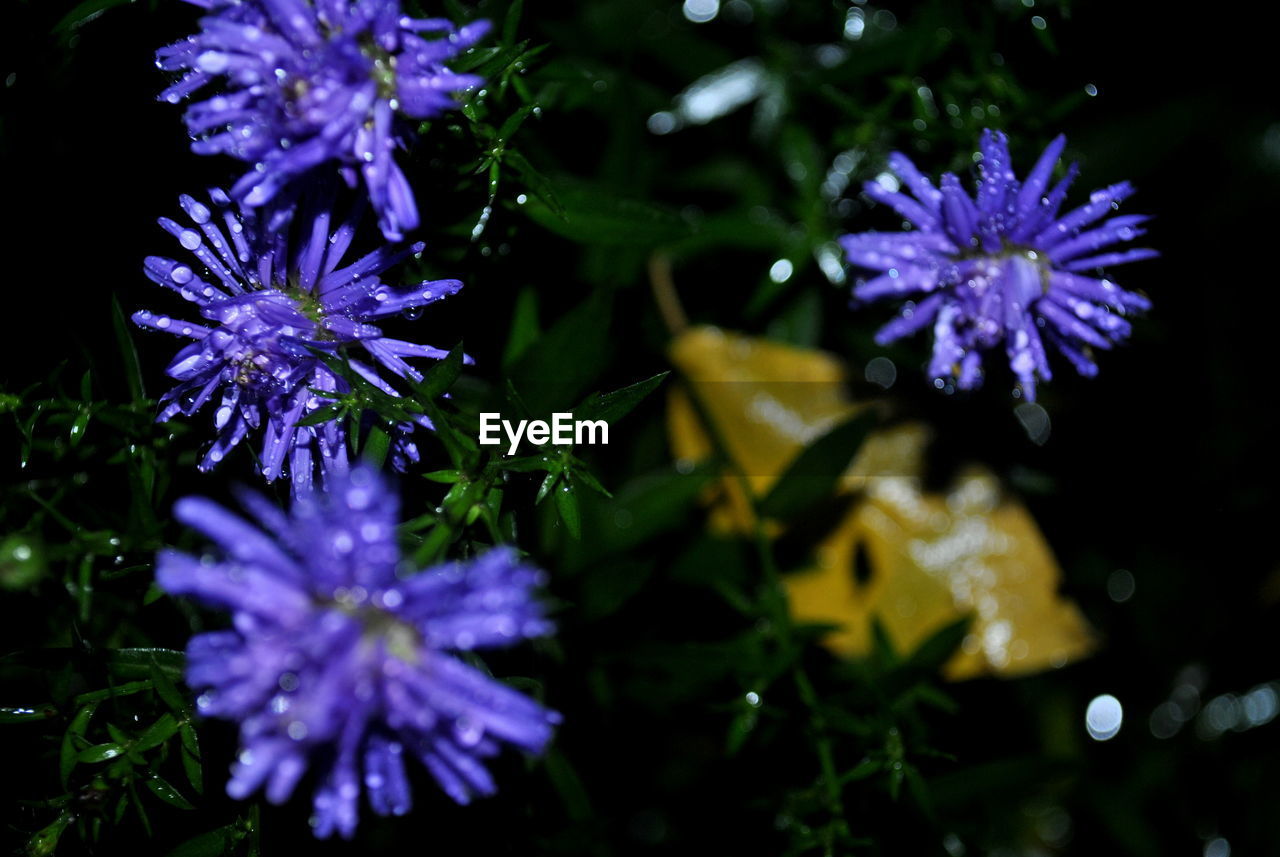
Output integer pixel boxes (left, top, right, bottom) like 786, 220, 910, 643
785, 469, 1094, 679
666, 325, 1093, 678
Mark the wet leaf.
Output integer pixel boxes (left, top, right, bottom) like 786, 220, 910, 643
77, 742, 124, 764
145, 774, 194, 810
554, 480, 582, 539
784, 468, 1094, 679
0, 704, 58, 723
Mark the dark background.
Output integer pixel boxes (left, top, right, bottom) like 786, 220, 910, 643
2, 0, 1278, 854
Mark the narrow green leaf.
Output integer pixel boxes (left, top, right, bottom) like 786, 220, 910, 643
108, 648, 185, 681
73, 679, 153, 706
111, 295, 145, 402
362, 424, 391, 469
53, 0, 136, 36
77, 743, 124, 764
0, 704, 58, 723
553, 480, 581, 539
502, 286, 541, 369
535, 470, 560, 505
501, 0, 524, 45
179, 724, 203, 795
903, 615, 972, 676
134, 714, 180, 753
757, 412, 877, 521
507, 151, 565, 219
543, 749, 592, 822
297, 403, 345, 427
145, 774, 194, 810
60, 702, 98, 787
573, 372, 669, 425
151, 658, 191, 717
412, 343, 466, 400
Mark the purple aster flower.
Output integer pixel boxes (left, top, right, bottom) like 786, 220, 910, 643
157, 0, 490, 240
841, 129, 1155, 399
157, 464, 559, 838
134, 189, 466, 492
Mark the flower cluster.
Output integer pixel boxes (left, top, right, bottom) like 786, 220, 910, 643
158, 0, 489, 240
158, 465, 559, 838
135, 188, 466, 493
841, 129, 1155, 399
144, 4, 553, 835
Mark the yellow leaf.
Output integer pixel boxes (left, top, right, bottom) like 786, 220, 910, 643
785, 469, 1094, 678
666, 325, 1093, 678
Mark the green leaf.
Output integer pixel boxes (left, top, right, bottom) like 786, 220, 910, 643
77, 742, 124, 764
412, 343, 466, 400
60, 702, 98, 787
0, 704, 58, 723
572, 372, 669, 425
502, 286, 541, 369
506, 290, 614, 414
501, 0, 524, 45
179, 724, 203, 795
73, 679, 153, 706
564, 464, 715, 567
840, 759, 884, 784
53, 0, 136, 37
553, 480, 581, 539
134, 714, 180, 753
543, 749, 592, 822
111, 295, 145, 403
25, 810, 72, 857
151, 658, 192, 717
757, 412, 877, 521
297, 403, 345, 427
419, 398, 477, 470
107, 648, 185, 681
507, 150, 564, 218
145, 774, 194, 810
362, 424, 391, 469
519, 178, 691, 247
165, 825, 243, 857
903, 615, 972, 677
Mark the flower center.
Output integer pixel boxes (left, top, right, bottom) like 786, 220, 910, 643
332, 588, 423, 666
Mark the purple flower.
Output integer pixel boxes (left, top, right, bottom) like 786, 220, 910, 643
157, 464, 559, 838
841, 129, 1155, 400
157, 0, 490, 240
134, 189, 465, 492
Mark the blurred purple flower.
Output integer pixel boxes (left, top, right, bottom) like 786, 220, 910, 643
841, 129, 1155, 400
157, 0, 489, 240
134, 189, 465, 492
158, 464, 559, 838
